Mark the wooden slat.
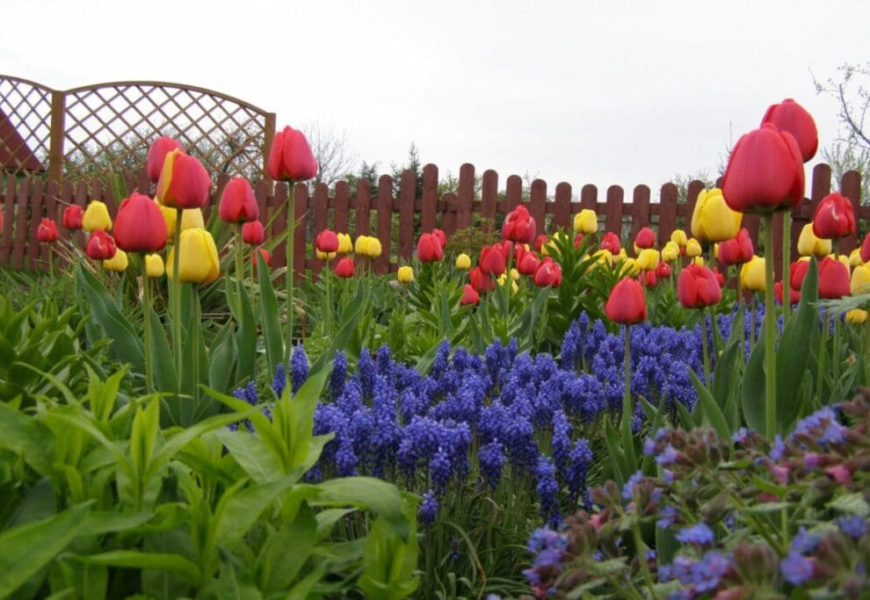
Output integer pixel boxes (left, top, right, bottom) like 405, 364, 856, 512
376, 175, 394, 274
658, 183, 678, 246
29, 181, 45, 271
138, 168, 150, 195
742, 214, 761, 254
456, 163, 475, 230
604, 185, 624, 239
809, 163, 832, 214
553, 182, 572, 231
505, 175, 522, 213
841, 170, 863, 254
293, 183, 308, 282
580, 184, 597, 212
355, 178, 371, 236
529, 179, 547, 234
629, 185, 651, 242
421, 164, 438, 232
0, 178, 14, 266
398, 170, 415, 262
442, 192, 457, 236
254, 180, 268, 227
334, 181, 350, 234
12, 178, 30, 270
480, 169, 498, 233
685, 180, 706, 231
270, 182, 288, 272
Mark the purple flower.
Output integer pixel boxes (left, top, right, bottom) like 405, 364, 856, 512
769, 435, 786, 462
290, 344, 308, 393
479, 440, 506, 488
838, 516, 867, 540
429, 446, 452, 492
656, 444, 679, 466
330, 350, 347, 398
692, 551, 730, 592
780, 552, 814, 585
790, 528, 821, 555
676, 522, 714, 545
622, 470, 645, 501
419, 490, 439, 524
732, 427, 751, 444
272, 363, 286, 397
534, 455, 561, 526
657, 505, 679, 530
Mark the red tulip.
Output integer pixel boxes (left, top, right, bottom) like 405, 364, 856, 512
638, 270, 658, 288
495, 240, 518, 262
242, 220, 265, 245
819, 256, 850, 299
36, 218, 58, 243
502, 204, 536, 244
432, 228, 448, 249
218, 177, 258, 223
252, 248, 271, 269
517, 248, 541, 275
62, 205, 84, 230
655, 261, 672, 279
156, 150, 212, 209
761, 98, 818, 163
267, 125, 318, 182
789, 260, 810, 291
717, 229, 754, 266
712, 268, 726, 288
600, 231, 621, 254
812, 192, 855, 240
634, 227, 654, 250
534, 234, 549, 251
316, 229, 340, 253
605, 278, 647, 324
416, 232, 443, 262
460, 284, 480, 306
573, 233, 585, 249
113, 193, 167, 253
469, 266, 495, 293
479, 245, 506, 277
534, 258, 562, 287
86, 230, 117, 260
722, 123, 805, 213
775, 280, 800, 305
147, 136, 184, 183
334, 257, 355, 278
677, 264, 722, 309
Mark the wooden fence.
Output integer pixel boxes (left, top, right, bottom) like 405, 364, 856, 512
0, 163, 864, 279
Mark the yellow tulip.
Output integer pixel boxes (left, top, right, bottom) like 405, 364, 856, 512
851, 264, 870, 295
316, 249, 336, 261
397, 265, 414, 283
670, 229, 688, 247
83, 200, 112, 232
497, 273, 519, 293
157, 202, 203, 244
366, 237, 382, 258
691, 188, 742, 242
713, 243, 719, 260
740, 256, 765, 291
104, 249, 128, 272
166, 228, 220, 284
846, 309, 869, 324
691, 256, 705, 267
592, 249, 613, 268
455, 253, 471, 270
837, 254, 851, 273
614, 248, 628, 264
542, 232, 566, 256
797, 224, 832, 257
510, 268, 520, 281
637, 248, 660, 271
145, 253, 165, 278
661, 241, 680, 263
337, 233, 353, 254
621, 258, 639, 276
686, 238, 702, 258
849, 248, 864, 267
573, 209, 598, 234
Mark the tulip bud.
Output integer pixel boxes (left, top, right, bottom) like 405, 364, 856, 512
790, 258, 811, 291
502, 204, 537, 243
621, 258, 639, 276
517, 250, 540, 275
655, 261, 671, 279
851, 264, 870, 295
819, 257, 850, 299
432, 228, 448, 249
533, 258, 562, 287
36, 218, 58, 243
157, 150, 212, 209
661, 241, 680, 263
775, 280, 800, 305
242, 220, 265, 245
62, 205, 84, 230
83, 200, 112, 232
416, 233, 443, 262
336, 232, 353, 254
315, 230, 340, 253
316, 249, 336, 261
218, 176, 259, 223
365, 237, 382, 258
861, 232, 870, 264
147, 136, 184, 183
573, 209, 598, 234
677, 264, 722, 309
846, 309, 868, 324
397, 265, 414, 283
686, 238, 702, 258
104, 249, 129, 272
691, 188, 742, 242
670, 229, 688, 247
252, 248, 271, 269
849, 249, 863, 267
334, 257, 354, 278
479, 245, 506, 277
740, 256, 766, 292
636, 248, 660, 271
600, 231, 621, 254
605, 278, 647, 324
455, 253, 471, 270
267, 126, 318, 181
145, 254, 165, 278
812, 191, 855, 241
717, 229, 754, 266
460, 284, 480, 306
86, 231, 117, 260
761, 98, 818, 162
114, 193, 167, 253
691, 256, 705, 266
798, 223, 832, 257
634, 227, 654, 250
166, 228, 220, 284
469, 266, 494, 293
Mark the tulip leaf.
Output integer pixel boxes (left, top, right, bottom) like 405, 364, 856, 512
689, 369, 732, 442
310, 284, 367, 377
0, 401, 55, 476
212, 474, 302, 550
236, 282, 258, 385
208, 321, 236, 394
712, 338, 741, 412
215, 429, 283, 484
741, 323, 767, 434
603, 418, 627, 487
71, 550, 202, 586
258, 251, 283, 379
258, 502, 317, 592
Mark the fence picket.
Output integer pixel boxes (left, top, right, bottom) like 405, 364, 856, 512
12, 179, 30, 269
629, 185, 651, 242
293, 183, 308, 282
421, 164, 438, 232
554, 182, 572, 231
29, 181, 45, 270
355, 178, 371, 237
334, 181, 350, 234
658, 183, 678, 246
481, 170, 498, 233
376, 175, 394, 274
604, 185, 624, 235
457, 164, 475, 231
530, 179, 546, 234
505, 175, 522, 213
841, 170, 862, 254
399, 170, 415, 265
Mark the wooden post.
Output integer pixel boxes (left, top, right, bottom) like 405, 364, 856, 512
334, 181, 350, 234
480, 169, 498, 233
841, 170, 863, 254
263, 112, 276, 186
421, 164, 439, 233
604, 185, 624, 239
658, 183, 678, 246
456, 163, 475, 231
553, 182, 572, 231
629, 185, 651, 242
398, 170, 416, 264
529, 179, 547, 234
48, 90, 66, 183
376, 175, 393, 274
12, 178, 30, 270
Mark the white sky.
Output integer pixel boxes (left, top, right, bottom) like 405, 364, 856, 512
2, 0, 868, 191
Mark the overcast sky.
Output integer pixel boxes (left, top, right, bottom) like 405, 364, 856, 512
2, 0, 868, 192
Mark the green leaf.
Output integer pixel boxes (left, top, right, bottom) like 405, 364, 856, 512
742, 324, 767, 433
236, 283, 257, 384
213, 475, 301, 549
258, 251, 284, 378
603, 418, 628, 488
712, 339, 740, 412
690, 370, 732, 441
0, 401, 55, 476
208, 321, 236, 394
215, 429, 283, 484
81, 511, 155, 535
0, 502, 93, 599
309, 284, 368, 375
357, 512, 420, 600
148, 305, 178, 397
827, 493, 870, 517
415, 339, 445, 375
72, 550, 201, 586
258, 502, 317, 592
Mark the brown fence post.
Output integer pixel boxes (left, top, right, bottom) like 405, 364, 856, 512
421, 164, 439, 233
48, 90, 66, 183
0, 178, 14, 266
263, 112, 276, 185
12, 178, 31, 269
553, 182, 572, 231
658, 183, 678, 246
841, 170, 863, 255
629, 185, 651, 242
398, 170, 416, 265
293, 183, 308, 282
334, 181, 350, 234
376, 175, 394, 274
456, 164, 475, 231
604, 185, 624, 237
580, 184, 597, 212
505, 175, 523, 213
480, 169, 498, 233
311, 183, 329, 275
29, 180, 45, 271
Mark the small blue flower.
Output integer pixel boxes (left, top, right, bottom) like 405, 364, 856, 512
657, 505, 679, 530
780, 552, 814, 585
290, 344, 309, 393
656, 445, 679, 466
837, 515, 867, 540
675, 522, 714, 545
622, 470, 645, 501
769, 435, 786, 462
419, 490, 439, 524
790, 527, 821, 555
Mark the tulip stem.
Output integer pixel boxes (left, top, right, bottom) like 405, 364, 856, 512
701, 309, 711, 388
172, 209, 184, 421
763, 214, 777, 439
286, 182, 295, 367
750, 294, 757, 349
235, 224, 245, 312
142, 262, 153, 394
782, 214, 791, 325
816, 310, 830, 405
622, 325, 636, 465
324, 265, 333, 336
736, 272, 745, 355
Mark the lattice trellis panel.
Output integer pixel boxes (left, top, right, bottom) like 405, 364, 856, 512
63, 82, 270, 182
0, 76, 52, 177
